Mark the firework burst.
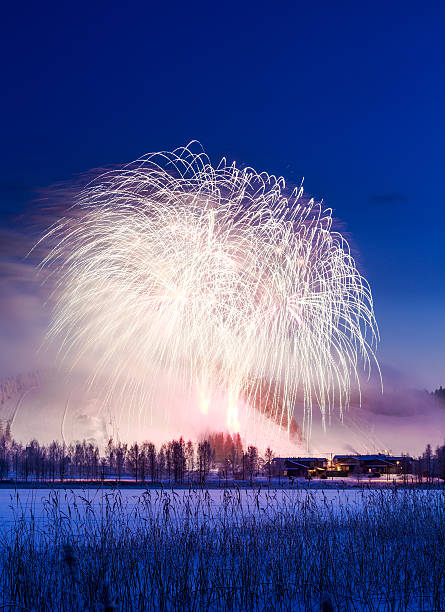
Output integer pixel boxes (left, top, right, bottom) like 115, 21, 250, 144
38, 143, 379, 440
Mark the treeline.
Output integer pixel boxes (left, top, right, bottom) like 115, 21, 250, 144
432, 385, 445, 403
0, 420, 444, 484
417, 443, 445, 482
0, 426, 273, 484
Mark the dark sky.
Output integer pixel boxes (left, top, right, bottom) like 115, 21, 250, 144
1, 1, 444, 388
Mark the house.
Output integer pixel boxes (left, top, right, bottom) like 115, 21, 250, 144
333, 454, 413, 476
273, 457, 327, 478
331, 455, 360, 474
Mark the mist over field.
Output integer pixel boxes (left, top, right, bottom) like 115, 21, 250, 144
0, 234, 442, 456
1, 370, 443, 457
0, 231, 442, 456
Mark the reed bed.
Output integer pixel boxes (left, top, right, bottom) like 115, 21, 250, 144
0, 487, 444, 611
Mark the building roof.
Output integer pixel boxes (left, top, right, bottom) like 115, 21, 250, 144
274, 457, 326, 462
334, 454, 413, 463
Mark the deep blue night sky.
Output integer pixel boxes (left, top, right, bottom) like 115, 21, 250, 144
1, 1, 444, 388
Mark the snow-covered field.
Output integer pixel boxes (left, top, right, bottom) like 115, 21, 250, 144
0, 486, 444, 611
0, 485, 436, 526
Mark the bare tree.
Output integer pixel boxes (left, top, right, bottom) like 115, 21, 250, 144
105, 438, 115, 478
127, 443, 140, 482
158, 445, 166, 481
170, 438, 185, 483
143, 442, 156, 482
115, 443, 127, 482
247, 445, 258, 485
197, 440, 212, 484
185, 440, 194, 482
423, 444, 433, 483
265, 447, 274, 484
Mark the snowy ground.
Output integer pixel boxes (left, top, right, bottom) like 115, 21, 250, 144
0, 486, 443, 610
0, 485, 441, 529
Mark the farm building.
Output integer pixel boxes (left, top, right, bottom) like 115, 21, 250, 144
332, 454, 413, 476
272, 457, 327, 478
272, 454, 414, 479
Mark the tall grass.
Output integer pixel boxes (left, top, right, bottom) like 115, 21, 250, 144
1, 487, 444, 611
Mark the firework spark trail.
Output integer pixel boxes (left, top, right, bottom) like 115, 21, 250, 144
38, 143, 379, 440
